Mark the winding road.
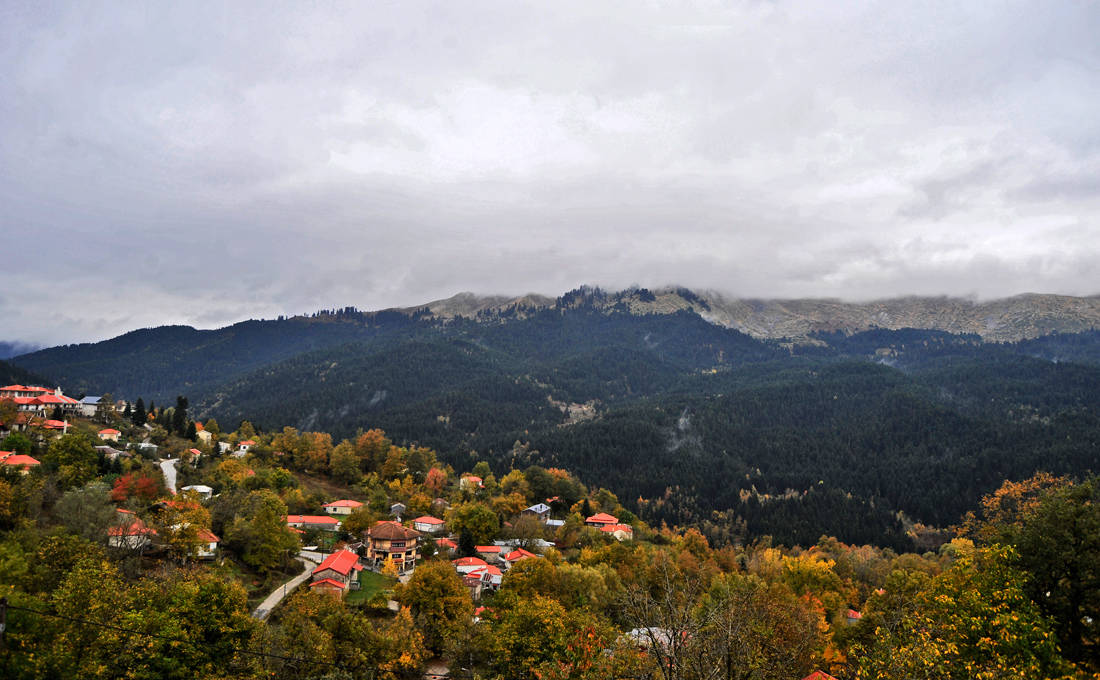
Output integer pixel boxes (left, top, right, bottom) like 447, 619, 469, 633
251, 556, 318, 620
160, 457, 178, 494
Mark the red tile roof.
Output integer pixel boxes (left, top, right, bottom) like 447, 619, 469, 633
42, 420, 67, 429
475, 545, 502, 553
847, 609, 862, 620
197, 528, 220, 543
585, 512, 619, 525
504, 548, 537, 562
312, 549, 364, 577
0, 454, 40, 467
469, 564, 503, 577
452, 557, 488, 568
286, 515, 341, 525
600, 523, 633, 534
108, 522, 156, 537
309, 578, 348, 590
436, 538, 458, 549
239, 440, 255, 446
99, 429, 121, 435
413, 515, 444, 524
323, 499, 363, 508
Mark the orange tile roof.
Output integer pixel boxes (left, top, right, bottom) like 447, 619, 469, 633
309, 578, 348, 590
312, 549, 363, 576
585, 512, 619, 525
286, 515, 340, 525
0, 453, 39, 467
452, 557, 488, 568
323, 499, 363, 508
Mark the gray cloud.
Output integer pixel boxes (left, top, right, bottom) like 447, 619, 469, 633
1, 1, 1099, 345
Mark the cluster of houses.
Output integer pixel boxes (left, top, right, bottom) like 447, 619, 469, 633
0, 384, 84, 415
105, 505, 221, 558
289, 496, 634, 600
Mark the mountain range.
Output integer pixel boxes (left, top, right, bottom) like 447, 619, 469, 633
8, 286, 1100, 548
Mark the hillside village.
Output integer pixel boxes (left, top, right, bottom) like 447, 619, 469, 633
0, 383, 1095, 679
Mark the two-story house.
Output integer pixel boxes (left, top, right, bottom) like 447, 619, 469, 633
365, 520, 420, 573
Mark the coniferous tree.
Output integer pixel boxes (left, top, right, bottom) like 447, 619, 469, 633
132, 397, 146, 426
458, 529, 476, 557
173, 395, 189, 436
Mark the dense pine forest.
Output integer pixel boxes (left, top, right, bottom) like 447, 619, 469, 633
12, 290, 1100, 549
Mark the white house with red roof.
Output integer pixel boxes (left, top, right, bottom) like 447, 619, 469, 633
452, 556, 489, 575
467, 564, 503, 590
196, 528, 220, 559
599, 524, 634, 541
412, 515, 445, 533
435, 537, 458, 554
460, 475, 483, 491
286, 514, 341, 531
98, 428, 121, 442
322, 499, 363, 516
108, 510, 156, 550
309, 549, 364, 597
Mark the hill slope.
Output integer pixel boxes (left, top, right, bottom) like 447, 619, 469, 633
10, 287, 1100, 548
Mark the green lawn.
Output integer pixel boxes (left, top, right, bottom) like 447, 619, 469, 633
345, 570, 396, 605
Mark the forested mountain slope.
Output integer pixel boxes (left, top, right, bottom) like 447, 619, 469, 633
11, 288, 1100, 548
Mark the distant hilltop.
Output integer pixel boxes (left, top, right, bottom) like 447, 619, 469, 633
397, 287, 1100, 342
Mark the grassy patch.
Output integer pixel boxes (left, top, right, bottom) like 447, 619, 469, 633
346, 570, 396, 605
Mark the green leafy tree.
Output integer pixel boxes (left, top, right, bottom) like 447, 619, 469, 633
2, 432, 33, 455
695, 573, 825, 680
854, 546, 1073, 680
395, 560, 473, 653
45, 434, 98, 490
329, 441, 361, 484
56, 482, 117, 545
225, 490, 298, 573
446, 502, 499, 546
1009, 478, 1100, 667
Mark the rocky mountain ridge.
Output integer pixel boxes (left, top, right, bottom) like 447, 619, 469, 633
402, 287, 1100, 342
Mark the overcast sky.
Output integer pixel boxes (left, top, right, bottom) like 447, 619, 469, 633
2, 1, 1098, 346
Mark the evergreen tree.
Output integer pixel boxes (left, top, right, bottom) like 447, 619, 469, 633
173, 395, 189, 436
458, 529, 476, 557
132, 397, 146, 426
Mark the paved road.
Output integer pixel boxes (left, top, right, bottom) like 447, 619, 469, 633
252, 556, 317, 620
159, 458, 178, 494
